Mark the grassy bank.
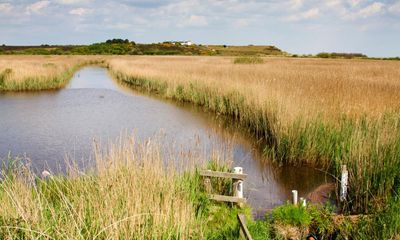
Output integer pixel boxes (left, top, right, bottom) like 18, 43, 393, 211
0, 56, 103, 91
107, 56, 400, 215
0, 136, 255, 239
5, 135, 393, 239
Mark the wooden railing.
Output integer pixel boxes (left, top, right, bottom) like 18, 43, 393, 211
199, 168, 247, 204
200, 168, 253, 239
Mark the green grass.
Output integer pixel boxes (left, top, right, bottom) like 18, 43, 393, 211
272, 204, 312, 227
0, 150, 251, 239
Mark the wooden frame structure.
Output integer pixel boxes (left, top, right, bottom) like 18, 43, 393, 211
199, 169, 247, 204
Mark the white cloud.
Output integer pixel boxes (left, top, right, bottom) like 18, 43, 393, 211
106, 22, 131, 30
326, 0, 341, 8
0, 3, 13, 13
69, 8, 92, 16
179, 15, 208, 27
344, 1, 385, 19
286, 8, 320, 21
25, 1, 50, 15
358, 2, 385, 17
234, 18, 252, 28
56, 0, 92, 4
290, 0, 303, 9
389, 2, 400, 13
349, 0, 363, 7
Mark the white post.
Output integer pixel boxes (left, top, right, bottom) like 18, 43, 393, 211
340, 165, 348, 202
41, 170, 52, 179
292, 190, 298, 205
233, 167, 244, 199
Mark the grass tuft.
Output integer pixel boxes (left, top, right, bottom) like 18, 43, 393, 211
233, 56, 264, 64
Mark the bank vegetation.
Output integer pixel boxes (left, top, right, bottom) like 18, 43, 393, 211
1, 55, 400, 238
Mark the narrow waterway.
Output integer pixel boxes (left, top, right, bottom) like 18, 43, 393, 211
0, 67, 332, 216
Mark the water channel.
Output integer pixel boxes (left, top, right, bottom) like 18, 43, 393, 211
0, 67, 332, 217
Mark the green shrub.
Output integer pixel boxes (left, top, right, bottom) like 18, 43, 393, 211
233, 56, 264, 64
0, 68, 12, 87
248, 220, 272, 240
272, 204, 312, 226
354, 187, 400, 239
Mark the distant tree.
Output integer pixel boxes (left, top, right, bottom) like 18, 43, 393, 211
105, 39, 130, 44
223, 45, 227, 48
317, 52, 330, 58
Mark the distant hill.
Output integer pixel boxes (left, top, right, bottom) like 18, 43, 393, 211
0, 39, 285, 56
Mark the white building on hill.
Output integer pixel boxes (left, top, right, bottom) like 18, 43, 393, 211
181, 41, 193, 46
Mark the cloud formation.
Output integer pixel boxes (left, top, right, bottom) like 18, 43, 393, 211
69, 7, 92, 16
0, 0, 399, 57
286, 8, 320, 21
0, 3, 13, 13
25, 0, 50, 15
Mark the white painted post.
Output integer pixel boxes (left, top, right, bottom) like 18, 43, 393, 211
292, 190, 298, 205
233, 167, 244, 199
340, 165, 348, 202
41, 170, 52, 179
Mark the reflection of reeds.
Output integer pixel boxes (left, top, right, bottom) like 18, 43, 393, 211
0, 56, 103, 91
0, 135, 237, 239
107, 56, 400, 213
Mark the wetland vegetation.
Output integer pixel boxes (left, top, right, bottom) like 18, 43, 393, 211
1, 55, 400, 238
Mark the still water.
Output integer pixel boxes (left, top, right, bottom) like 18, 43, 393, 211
0, 67, 332, 216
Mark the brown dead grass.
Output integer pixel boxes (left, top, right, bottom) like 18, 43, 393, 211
107, 56, 400, 123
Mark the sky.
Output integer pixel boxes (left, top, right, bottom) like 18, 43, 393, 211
0, 0, 399, 57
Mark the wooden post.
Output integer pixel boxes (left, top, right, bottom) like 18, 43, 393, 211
233, 167, 244, 199
238, 214, 254, 240
340, 165, 348, 202
204, 177, 212, 193
292, 190, 298, 205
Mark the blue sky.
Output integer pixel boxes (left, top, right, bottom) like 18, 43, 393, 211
0, 0, 399, 57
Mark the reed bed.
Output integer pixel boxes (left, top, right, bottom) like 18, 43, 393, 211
0, 56, 102, 91
107, 56, 400, 213
0, 135, 249, 239
1, 55, 400, 214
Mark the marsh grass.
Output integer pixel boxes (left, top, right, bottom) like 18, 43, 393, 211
2, 55, 400, 220
107, 56, 400, 214
0, 56, 104, 91
0, 136, 251, 239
